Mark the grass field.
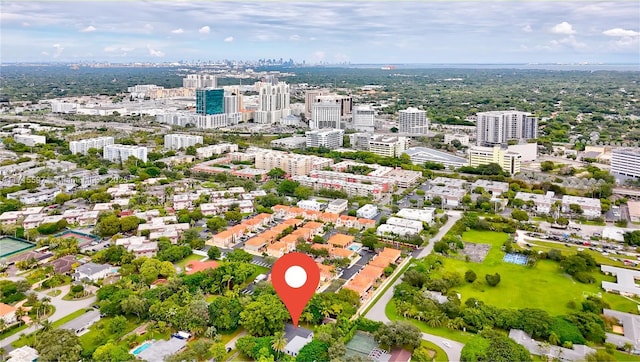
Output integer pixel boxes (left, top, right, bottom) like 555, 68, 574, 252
523, 238, 637, 270
175, 254, 205, 269
434, 230, 639, 315
612, 349, 640, 361
79, 316, 140, 354
421, 340, 449, 362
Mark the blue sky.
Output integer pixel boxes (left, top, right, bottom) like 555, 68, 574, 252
1, 1, 639, 64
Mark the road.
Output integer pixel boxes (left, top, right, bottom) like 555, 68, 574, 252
0, 284, 97, 351
366, 210, 465, 361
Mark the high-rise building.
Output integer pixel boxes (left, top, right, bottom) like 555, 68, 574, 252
164, 134, 204, 150
196, 88, 224, 115
103, 144, 148, 163
254, 81, 291, 124
69, 136, 115, 155
306, 129, 344, 149
310, 96, 342, 129
611, 148, 640, 181
305, 89, 328, 118
367, 135, 408, 158
468, 145, 521, 175
475, 111, 537, 146
183, 74, 217, 89
398, 107, 429, 134
352, 105, 375, 132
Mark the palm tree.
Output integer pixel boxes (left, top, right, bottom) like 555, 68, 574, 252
0, 319, 6, 333
272, 331, 287, 360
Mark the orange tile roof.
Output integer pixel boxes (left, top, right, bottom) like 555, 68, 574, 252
267, 241, 286, 252
270, 224, 289, 234
273, 205, 289, 212
317, 263, 335, 276
281, 234, 300, 245
304, 210, 322, 218
339, 215, 357, 221
379, 247, 401, 261
289, 207, 304, 215
351, 274, 375, 287
292, 228, 311, 238
358, 218, 376, 225
213, 230, 233, 240
0, 302, 16, 316
304, 221, 324, 230
185, 260, 219, 275
342, 283, 368, 296
328, 233, 354, 247
321, 212, 339, 222
312, 244, 330, 251
360, 265, 384, 279
283, 218, 303, 226
369, 256, 394, 268
330, 247, 355, 259
260, 229, 280, 241
246, 237, 268, 247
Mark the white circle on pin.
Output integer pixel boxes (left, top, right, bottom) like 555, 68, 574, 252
284, 265, 307, 288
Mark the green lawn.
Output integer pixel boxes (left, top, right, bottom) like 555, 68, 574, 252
0, 323, 28, 340
52, 308, 91, 328
612, 349, 640, 362
435, 230, 639, 315
523, 238, 638, 270
175, 254, 205, 269
421, 340, 449, 362
79, 316, 140, 355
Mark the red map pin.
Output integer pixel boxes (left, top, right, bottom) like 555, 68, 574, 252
271, 252, 320, 327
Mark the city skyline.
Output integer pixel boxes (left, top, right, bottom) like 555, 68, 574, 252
1, 1, 639, 64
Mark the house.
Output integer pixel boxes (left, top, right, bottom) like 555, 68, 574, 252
284, 324, 313, 356
515, 192, 554, 214
245, 236, 268, 254
327, 233, 354, 248
359, 264, 385, 280
317, 263, 335, 284
49, 255, 76, 274
509, 329, 595, 361
128, 242, 158, 258
208, 224, 246, 248
470, 179, 509, 196
326, 199, 348, 214
356, 204, 379, 219
343, 274, 375, 299
0, 302, 17, 324
296, 199, 323, 211
267, 241, 288, 258
302, 221, 324, 236
6, 346, 38, 362
185, 260, 219, 275
74, 262, 112, 282
396, 208, 435, 224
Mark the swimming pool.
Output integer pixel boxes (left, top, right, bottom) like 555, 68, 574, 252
348, 244, 362, 252
132, 342, 153, 356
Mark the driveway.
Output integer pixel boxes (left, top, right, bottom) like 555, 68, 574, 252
413, 210, 463, 259
0, 285, 97, 351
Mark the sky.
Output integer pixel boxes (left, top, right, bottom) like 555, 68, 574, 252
1, 1, 639, 64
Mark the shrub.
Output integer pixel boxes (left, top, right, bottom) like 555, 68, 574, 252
71, 284, 84, 293
574, 272, 596, 284
465, 270, 477, 283
485, 273, 501, 287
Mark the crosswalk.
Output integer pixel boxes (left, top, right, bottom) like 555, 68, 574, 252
251, 260, 271, 268
241, 288, 254, 295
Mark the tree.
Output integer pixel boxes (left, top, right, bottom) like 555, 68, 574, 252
541, 161, 555, 171
92, 342, 135, 362
293, 185, 313, 200
485, 273, 501, 286
328, 341, 347, 360
465, 270, 477, 283
277, 180, 299, 196
206, 217, 227, 232
267, 168, 286, 179
586, 350, 615, 362
297, 340, 329, 362
33, 328, 82, 362
624, 230, 640, 246
209, 296, 243, 331
54, 193, 71, 205
107, 315, 128, 335
374, 321, 422, 350
224, 210, 243, 223
226, 249, 253, 263
271, 331, 287, 360
511, 210, 529, 222
210, 343, 227, 362
569, 203, 584, 215
239, 294, 290, 336
208, 246, 222, 260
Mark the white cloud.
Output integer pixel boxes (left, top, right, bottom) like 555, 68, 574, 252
171, 28, 184, 34
289, 34, 301, 41
52, 43, 64, 58
147, 45, 165, 57
548, 35, 586, 50
603, 28, 640, 37
550, 22, 576, 35
522, 25, 532, 33
143, 24, 154, 33
41, 51, 49, 56
104, 45, 135, 54
80, 25, 96, 33
224, 36, 233, 42
199, 26, 210, 34
22, 22, 30, 27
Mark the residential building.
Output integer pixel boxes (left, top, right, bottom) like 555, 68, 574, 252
444, 133, 470, 146
471, 179, 510, 196
377, 223, 418, 237
396, 208, 435, 224
196, 88, 224, 115
164, 134, 203, 150
561, 195, 601, 218
430, 177, 467, 189
326, 199, 348, 214
74, 262, 112, 282
271, 136, 307, 150
628, 201, 640, 223
254, 80, 291, 124
293, 170, 390, 199
69, 136, 115, 155
103, 144, 148, 162
398, 107, 428, 134
603, 309, 640, 354
284, 324, 314, 356
509, 329, 595, 361
14, 134, 45, 146
0, 302, 17, 324
367, 135, 408, 158
348, 132, 373, 150
254, 149, 333, 176
515, 191, 554, 214
475, 110, 537, 146
356, 204, 379, 219
7, 188, 61, 205
156, 112, 232, 129
305, 129, 344, 149
507, 142, 538, 162
310, 96, 342, 129
183, 74, 217, 89
50, 100, 77, 113
352, 105, 375, 132
297, 199, 323, 211
386, 217, 423, 233
424, 186, 467, 207
196, 143, 238, 158
468, 145, 522, 175
602, 265, 640, 297
7, 346, 39, 362
611, 148, 640, 181
403, 147, 469, 169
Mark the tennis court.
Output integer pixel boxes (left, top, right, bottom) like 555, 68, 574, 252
346, 331, 391, 362
0, 236, 36, 258
503, 252, 529, 265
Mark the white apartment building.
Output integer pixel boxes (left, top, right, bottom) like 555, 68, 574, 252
196, 143, 238, 158
349, 132, 373, 151
326, 199, 348, 214
14, 134, 45, 146
357, 204, 379, 219
254, 149, 334, 177
562, 195, 602, 218
398, 107, 429, 134
368, 135, 408, 158
69, 136, 115, 155
310, 96, 342, 129
254, 81, 291, 124
468, 145, 522, 175
156, 112, 233, 129
430, 177, 467, 189
396, 208, 436, 224
444, 133, 470, 146
514, 192, 554, 214
294, 175, 386, 200
386, 217, 423, 233
475, 111, 537, 146
306, 129, 344, 149
297, 200, 323, 211
183, 74, 217, 88
352, 105, 376, 132
103, 144, 148, 162
425, 186, 467, 207
50, 100, 77, 113
611, 148, 640, 181
164, 134, 203, 150
470, 179, 510, 196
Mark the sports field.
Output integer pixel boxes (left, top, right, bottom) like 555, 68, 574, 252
0, 236, 36, 258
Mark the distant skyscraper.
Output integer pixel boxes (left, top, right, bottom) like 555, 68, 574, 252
183, 74, 217, 89
475, 111, 537, 146
311, 96, 342, 129
352, 105, 376, 132
398, 107, 429, 134
196, 88, 224, 115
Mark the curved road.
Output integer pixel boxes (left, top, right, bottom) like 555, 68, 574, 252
368, 211, 465, 361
